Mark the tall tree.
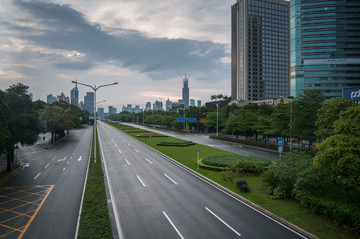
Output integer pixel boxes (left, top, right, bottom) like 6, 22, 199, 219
315, 97, 355, 140
5, 83, 42, 171
0, 91, 10, 154
292, 89, 325, 148
314, 106, 360, 192
41, 104, 72, 144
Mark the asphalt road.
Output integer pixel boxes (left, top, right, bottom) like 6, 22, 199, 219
0, 125, 92, 239
122, 123, 280, 161
98, 121, 305, 239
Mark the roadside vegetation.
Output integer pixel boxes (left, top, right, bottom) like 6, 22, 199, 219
0, 83, 89, 172
78, 130, 113, 239
108, 122, 360, 239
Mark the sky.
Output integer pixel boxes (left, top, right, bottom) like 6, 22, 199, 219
0, 0, 235, 112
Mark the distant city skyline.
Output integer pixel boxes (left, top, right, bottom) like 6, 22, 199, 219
0, 0, 233, 110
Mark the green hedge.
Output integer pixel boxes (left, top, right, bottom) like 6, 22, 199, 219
136, 133, 168, 137
157, 141, 195, 147
198, 159, 225, 171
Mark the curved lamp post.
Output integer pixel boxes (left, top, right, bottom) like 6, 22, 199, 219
72, 81, 118, 163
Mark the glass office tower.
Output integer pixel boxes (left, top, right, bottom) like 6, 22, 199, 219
231, 0, 290, 101
290, 0, 360, 98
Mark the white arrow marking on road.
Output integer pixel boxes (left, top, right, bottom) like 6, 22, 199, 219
162, 211, 184, 239
78, 156, 82, 162
58, 157, 67, 162
205, 207, 241, 236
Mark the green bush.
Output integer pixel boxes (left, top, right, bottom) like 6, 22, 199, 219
202, 155, 271, 168
157, 141, 195, 147
136, 133, 168, 137
229, 160, 268, 175
308, 196, 360, 230
262, 151, 312, 199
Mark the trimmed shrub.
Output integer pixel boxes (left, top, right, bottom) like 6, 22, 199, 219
228, 160, 268, 176
236, 180, 248, 187
202, 155, 271, 168
238, 184, 249, 192
221, 170, 236, 182
136, 134, 168, 137
157, 141, 195, 147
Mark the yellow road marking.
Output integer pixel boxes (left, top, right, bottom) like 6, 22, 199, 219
51, 156, 56, 161
0, 185, 54, 238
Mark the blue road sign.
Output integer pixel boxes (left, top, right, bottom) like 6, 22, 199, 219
188, 118, 197, 123
278, 138, 283, 147
177, 118, 185, 123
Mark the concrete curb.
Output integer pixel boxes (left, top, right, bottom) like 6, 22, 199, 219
0, 165, 24, 185
36, 134, 67, 149
114, 123, 318, 239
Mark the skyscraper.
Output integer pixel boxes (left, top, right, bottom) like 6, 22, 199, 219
108, 106, 117, 115
46, 94, 56, 104
182, 76, 190, 108
290, 0, 360, 99
231, 0, 290, 101
70, 81, 79, 107
84, 92, 94, 113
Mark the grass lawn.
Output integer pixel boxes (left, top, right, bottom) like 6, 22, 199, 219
78, 129, 113, 239
109, 122, 360, 239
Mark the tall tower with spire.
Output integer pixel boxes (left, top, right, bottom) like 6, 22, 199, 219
70, 77, 79, 107
182, 75, 190, 108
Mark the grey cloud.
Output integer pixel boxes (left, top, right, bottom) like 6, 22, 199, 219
12, 0, 229, 78
54, 62, 95, 70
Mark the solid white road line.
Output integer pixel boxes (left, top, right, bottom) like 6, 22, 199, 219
33, 172, 41, 180
136, 175, 146, 187
164, 174, 178, 185
124, 158, 130, 165
162, 211, 184, 239
205, 207, 241, 237
144, 157, 153, 164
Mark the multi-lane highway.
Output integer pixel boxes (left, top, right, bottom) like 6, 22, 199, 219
98, 121, 306, 239
0, 126, 92, 238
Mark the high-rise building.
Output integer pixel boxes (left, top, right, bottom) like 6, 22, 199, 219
70, 81, 79, 107
166, 98, 172, 111
47, 94, 56, 104
57, 92, 69, 103
190, 99, 195, 107
197, 100, 202, 107
108, 106, 117, 115
182, 76, 190, 108
153, 100, 163, 111
84, 92, 94, 113
290, 0, 360, 99
231, 0, 290, 101
145, 102, 152, 111
97, 107, 104, 117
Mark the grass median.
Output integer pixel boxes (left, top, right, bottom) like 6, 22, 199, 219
109, 122, 360, 239
78, 129, 113, 239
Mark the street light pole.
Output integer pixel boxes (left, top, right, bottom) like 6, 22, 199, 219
216, 103, 219, 136
72, 80, 118, 163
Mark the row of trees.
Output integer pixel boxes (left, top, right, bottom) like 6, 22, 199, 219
0, 83, 89, 171
111, 90, 350, 149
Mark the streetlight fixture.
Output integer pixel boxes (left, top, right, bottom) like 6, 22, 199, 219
72, 80, 118, 163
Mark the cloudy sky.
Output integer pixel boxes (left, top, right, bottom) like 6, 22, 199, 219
0, 0, 234, 111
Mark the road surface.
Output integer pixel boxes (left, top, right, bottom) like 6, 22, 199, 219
0, 126, 92, 239
98, 121, 305, 239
